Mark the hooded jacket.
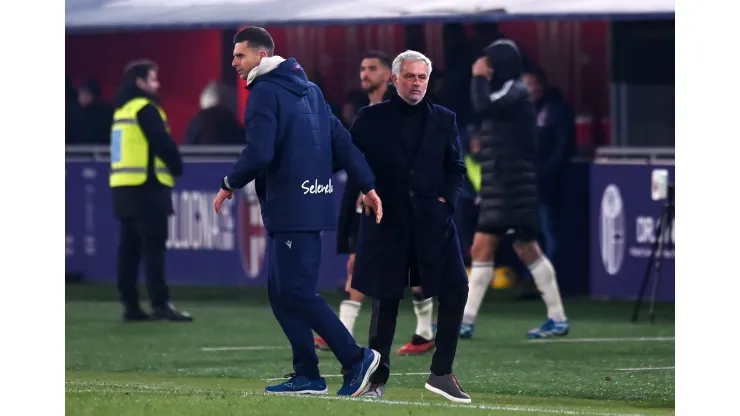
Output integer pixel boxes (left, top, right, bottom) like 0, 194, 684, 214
224, 57, 375, 233
469, 39, 540, 231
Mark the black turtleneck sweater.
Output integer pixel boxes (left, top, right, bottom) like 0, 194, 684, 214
392, 96, 427, 161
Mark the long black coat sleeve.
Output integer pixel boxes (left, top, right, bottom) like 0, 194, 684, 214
136, 104, 184, 177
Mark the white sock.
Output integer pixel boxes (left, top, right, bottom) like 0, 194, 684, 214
339, 300, 361, 336
528, 257, 567, 322
412, 297, 434, 340
462, 261, 494, 325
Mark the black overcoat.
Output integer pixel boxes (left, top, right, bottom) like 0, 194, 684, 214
350, 95, 469, 300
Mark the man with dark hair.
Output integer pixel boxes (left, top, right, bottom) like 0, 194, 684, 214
111, 59, 191, 322
78, 79, 114, 144
461, 40, 569, 340
316, 51, 436, 357
521, 66, 576, 265
359, 51, 395, 105
212, 27, 382, 396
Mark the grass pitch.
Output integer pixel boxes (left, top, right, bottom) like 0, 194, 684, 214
66, 284, 674, 415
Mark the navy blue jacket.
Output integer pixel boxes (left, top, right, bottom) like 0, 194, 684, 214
225, 57, 375, 233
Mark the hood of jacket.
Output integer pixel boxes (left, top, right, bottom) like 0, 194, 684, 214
246, 56, 309, 97
484, 39, 523, 90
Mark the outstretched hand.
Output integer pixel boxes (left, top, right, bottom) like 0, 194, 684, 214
213, 188, 233, 214
362, 189, 383, 224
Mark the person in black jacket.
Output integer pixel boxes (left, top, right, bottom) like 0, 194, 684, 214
111, 60, 192, 322
522, 66, 576, 263
319, 51, 437, 358
78, 79, 114, 144
461, 40, 569, 340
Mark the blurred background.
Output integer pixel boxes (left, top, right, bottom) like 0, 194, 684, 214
65, 0, 675, 304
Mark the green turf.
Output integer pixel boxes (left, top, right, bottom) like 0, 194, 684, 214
65, 284, 675, 415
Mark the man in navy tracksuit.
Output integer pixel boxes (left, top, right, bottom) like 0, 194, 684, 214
213, 27, 383, 396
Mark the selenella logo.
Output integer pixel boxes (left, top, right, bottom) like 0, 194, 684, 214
301, 178, 334, 195
599, 184, 626, 276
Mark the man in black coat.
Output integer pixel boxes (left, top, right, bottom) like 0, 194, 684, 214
318, 51, 436, 357
460, 39, 569, 340
350, 50, 471, 403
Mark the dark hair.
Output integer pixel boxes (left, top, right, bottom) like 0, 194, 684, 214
234, 27, 275, 56
522, 65, 548, 86
122, 59, 158, 85
361, 51, 391, 70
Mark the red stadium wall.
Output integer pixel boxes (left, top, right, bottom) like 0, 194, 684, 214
238, 22, 609, 143
66, 21, 609, 145
66, 30, 223, 143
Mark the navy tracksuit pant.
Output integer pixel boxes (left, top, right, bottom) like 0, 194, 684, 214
267, 231, 362, 379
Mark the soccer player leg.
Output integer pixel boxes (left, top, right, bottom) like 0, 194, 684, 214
339, 254, 363, 335
513, 231, 569, 339
396, 287, 435, 355
265, 235, 326, 394
460, 231, 498, 338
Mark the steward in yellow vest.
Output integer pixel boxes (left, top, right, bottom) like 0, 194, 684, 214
110, 60, 191, 323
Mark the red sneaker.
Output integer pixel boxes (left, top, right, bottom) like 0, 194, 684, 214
396, 334, 435, 355
314, 336, 330, 351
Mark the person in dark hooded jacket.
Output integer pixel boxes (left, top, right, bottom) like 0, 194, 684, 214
461, 39, 570, 340
211, 27, 383, 398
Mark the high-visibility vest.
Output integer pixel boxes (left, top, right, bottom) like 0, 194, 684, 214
464, 154, 481, 193
109, 97, 174, 188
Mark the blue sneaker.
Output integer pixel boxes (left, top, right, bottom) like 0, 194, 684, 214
336, 348, 381, 396
459, 323, 474, 339
527, 319, 569, 339
265, 373, 328, 395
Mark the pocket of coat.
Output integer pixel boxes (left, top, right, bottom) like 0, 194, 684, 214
436, 198, 453, 216
358, 214, 381, 240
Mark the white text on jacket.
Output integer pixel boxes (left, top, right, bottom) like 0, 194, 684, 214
301, 178, 334, 195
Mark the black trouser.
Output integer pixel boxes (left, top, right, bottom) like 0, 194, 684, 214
368, 284, 469, 384
117, 214, 171, 310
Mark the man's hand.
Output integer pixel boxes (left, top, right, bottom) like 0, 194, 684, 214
472, 57, 493, 80
362, 189, 383, 224
438, 197, 447, 203
213, 188, 234, 214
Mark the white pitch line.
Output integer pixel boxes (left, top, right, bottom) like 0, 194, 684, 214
524, 337, 674, 344
200, 346, 289, 351
65, 380, 652, 416
264, 372, 428, 382
613, 366, 674, 371
246, 391, 651, 416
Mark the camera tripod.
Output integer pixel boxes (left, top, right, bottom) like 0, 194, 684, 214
631, 186, 674, 324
